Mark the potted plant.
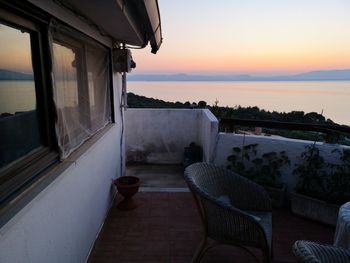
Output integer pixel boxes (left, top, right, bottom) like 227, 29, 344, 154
227, 143, 290, 208
291, 144, 350, 225
184, 142, 203, 167
326, 149, 350, 205
113, 176, 141, 210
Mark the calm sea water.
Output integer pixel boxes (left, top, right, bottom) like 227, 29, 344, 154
1, 80, 350, 125
0, 80, 84, 115
0, 81, 36, 114
128, 81, 350, 125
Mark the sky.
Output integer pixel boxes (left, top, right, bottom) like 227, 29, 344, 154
131, 0, 350, 76
0, 24, 33, 74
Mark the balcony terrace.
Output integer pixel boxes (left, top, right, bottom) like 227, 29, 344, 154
2, 2, 350, 263
87, 108, 348, 263
88, 192, 334, 263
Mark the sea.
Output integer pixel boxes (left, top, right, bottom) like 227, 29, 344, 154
1, 80, 350, 125
128, 81, 350, 126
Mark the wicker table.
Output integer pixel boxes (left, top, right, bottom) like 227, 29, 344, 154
334, 202, 350, 249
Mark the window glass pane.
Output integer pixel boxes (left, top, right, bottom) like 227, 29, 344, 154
52, 42, 89, 157
0, 23, 41, 169
51, 30, 111, 159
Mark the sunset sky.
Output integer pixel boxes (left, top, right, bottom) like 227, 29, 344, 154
1, 1, 350, 76
131, 0, 350, 76
0, 24, 33, 74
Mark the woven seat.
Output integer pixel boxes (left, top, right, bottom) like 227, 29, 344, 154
184, 163, 273, 263
293, 240, 350, 263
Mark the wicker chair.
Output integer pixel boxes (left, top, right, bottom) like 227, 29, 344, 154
184, 163, 273, 263
293, 202, 350, 263
293, 240, 350, 263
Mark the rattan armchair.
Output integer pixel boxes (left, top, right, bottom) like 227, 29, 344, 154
293, 202, 350, 263
184, 163, 273, 263
293, 240, 350, 263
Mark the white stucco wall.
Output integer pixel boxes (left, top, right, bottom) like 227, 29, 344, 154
125, 109, 218, 164
0, 4, 124, 262
213, 133, 347, 192
199, 110, 219, 162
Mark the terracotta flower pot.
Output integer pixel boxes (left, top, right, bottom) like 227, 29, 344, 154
113, 176, 140, 210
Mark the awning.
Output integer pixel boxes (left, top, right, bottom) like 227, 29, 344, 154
118, 0, 162, 54
29, 0, 163, 53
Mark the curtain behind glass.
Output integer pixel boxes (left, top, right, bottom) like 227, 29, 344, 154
51, 30, 111, 159
86, 44, 111, 133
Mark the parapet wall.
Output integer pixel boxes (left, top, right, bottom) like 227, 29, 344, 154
125, 109, 219, 164
125, 108, 348, 193
213, 133, 348, 192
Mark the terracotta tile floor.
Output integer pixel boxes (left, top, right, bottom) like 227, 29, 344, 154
88, 192, 334, 263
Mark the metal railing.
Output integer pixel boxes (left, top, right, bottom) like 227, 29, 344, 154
220, 118, 350, 143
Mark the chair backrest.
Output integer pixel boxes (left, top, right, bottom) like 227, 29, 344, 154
184, 163, 240, 235
184, 162, 269, 210
184, 163, 271, 249
184, 162, 232, 199
334, 202, 350, 248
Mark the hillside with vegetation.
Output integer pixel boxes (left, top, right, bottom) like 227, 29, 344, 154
127, 92, 350, 144
128, 92, 334, 124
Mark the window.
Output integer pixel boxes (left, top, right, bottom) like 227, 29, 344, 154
0, 4, 112, 212
0, 8, 58, 205
0, 24, 40, 168
51, 27, 111, 158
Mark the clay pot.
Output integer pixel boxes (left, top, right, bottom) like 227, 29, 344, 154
113, 176, 140, 210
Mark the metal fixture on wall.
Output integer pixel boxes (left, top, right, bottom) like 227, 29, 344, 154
113, 48, 136, 73
113, 47, 136, 109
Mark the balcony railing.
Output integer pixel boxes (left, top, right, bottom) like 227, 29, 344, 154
220, 118, 350, 143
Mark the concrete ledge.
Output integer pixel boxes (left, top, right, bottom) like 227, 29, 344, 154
139, 187, 189, 192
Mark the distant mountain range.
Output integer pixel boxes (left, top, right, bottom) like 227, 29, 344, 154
0, 69, 33, 80
1, 68, 349, 81
128, 69, 350, 81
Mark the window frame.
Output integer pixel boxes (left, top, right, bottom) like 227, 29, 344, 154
0, 6, 58, 208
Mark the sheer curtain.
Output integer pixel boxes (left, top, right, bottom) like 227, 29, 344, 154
51, 27, 111, 159
86, 43, 111, 133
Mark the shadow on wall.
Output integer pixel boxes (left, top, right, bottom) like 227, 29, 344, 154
126, 142, 187, 165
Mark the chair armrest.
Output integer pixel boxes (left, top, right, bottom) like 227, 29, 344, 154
293, 240, 350, 263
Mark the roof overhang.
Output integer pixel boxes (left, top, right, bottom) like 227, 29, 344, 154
29, 0, 162, 53
119, 0, 162, 54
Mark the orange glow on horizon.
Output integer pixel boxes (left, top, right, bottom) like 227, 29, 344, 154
133, 47, 350, 75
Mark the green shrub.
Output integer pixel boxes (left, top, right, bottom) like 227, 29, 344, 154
227, 143, 290, 188
293, 144, 350, 205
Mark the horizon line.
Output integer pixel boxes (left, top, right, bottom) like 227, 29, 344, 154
130, 68, 350, 77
